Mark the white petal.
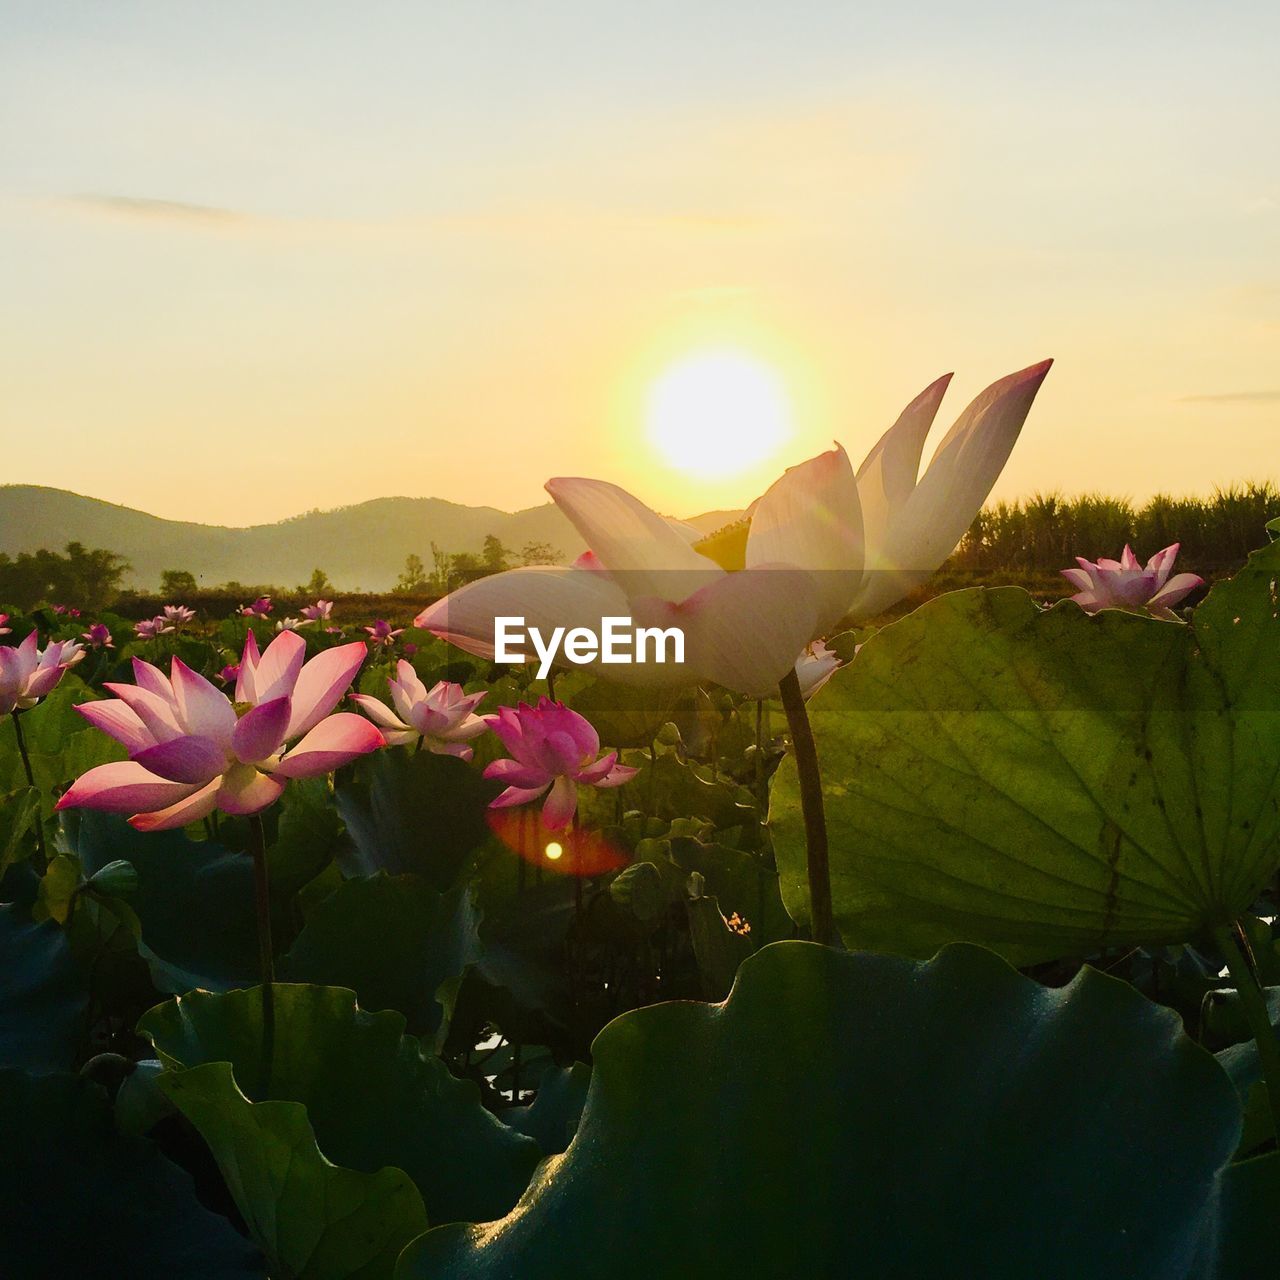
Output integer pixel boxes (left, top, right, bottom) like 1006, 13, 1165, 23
745, 445, 863, 633
546, 477, 720, 602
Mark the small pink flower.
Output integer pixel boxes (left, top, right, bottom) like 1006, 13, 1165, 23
482, 698, 638, 831
217, 663, 241, 685
82, 623, 114, 650
162, 604, 197, 628
0, 632, 84, 714
57, 630, 382, 831
53, 604, 82, 618
352, 664, 489, 758
364, 619, 404, 648
794, 639, 841, 700
301, 600, 334, 623
0, 614, 10, 637
401, 642, 418, 658
135, 617, 175, 640
1063, 544, 1204, 622
240, 597, 273, 619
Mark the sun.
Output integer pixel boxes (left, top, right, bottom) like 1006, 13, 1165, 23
645, 348, 793, 477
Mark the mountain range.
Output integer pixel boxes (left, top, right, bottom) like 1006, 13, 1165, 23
0, 485, 732, 592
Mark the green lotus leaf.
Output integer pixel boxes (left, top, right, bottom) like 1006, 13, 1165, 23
399, 941, 1238, 1280
280, 873, 480, 1037
0, 1068, 263, 1278
0, 903, 87, 1070
140, 984, 540, 1228
160, 1062, 422, 1280
772, 540, 1280, 962
69, 811, 258, 991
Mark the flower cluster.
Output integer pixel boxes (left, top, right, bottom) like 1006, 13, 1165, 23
57, 631, 381, 830
0, 632, 84, 715
1062, 544, 1203, 621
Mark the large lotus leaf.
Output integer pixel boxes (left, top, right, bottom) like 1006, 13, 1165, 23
159, 1062, 425, 1280
0, 785, 39, 877
772, 542, 1280, 963
140, 983, 540, 1227
399, 942, 1239, 1280
0, 1068, 263, 1278
335, 750, 496, 889
69, 810, 258, 991
1201, 1151, 1279, 1279
280, 873, 480, 1036
0, 903, 87, 1069
504, 1062, 591, 1156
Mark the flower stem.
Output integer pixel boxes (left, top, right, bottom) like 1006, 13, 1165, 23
248, 813, 275, 1095
777, 668, 837, 947
10, 710, 46, 862
1213, 923, 1280, 1145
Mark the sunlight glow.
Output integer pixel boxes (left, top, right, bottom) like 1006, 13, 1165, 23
544, 841, 564, 861
645, 349, 793, 477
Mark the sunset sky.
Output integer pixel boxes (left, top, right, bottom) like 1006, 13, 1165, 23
2, 1, 1277, 527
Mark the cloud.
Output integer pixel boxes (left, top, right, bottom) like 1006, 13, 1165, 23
1178, 390, 1280, 404
62, 194, 252, 227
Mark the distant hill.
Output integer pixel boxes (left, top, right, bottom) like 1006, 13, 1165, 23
0, 486, 589, 591
0, 486, 741, 592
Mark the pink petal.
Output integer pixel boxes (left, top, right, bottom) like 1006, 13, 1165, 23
252, 631, 306, 705
1148, 572, 1204, 611
540, 776, 578, 831
104, 683, 184, 744
232, 696, 292, 764
350, 693, 410, 733
746, 444, 863, 633
1060, 567, 1093, 591
131, 658, 174, 702
286, 641, 368, 740
574, 751, 620, 785
76, 699, 154, 753
55, 761, 201, 815
235, 630, 261, 703
170, 659, 236, 747
131, 735, 227, 785
272, 712, 383, 779
216, 765, 286, 816
484, 758, 554, 789
130, 779, 221, 832
545, 477, 720, 603
490, 783, 552, 809
427, 740, 474, 759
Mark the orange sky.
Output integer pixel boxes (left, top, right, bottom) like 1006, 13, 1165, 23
2, 3, 1277, 525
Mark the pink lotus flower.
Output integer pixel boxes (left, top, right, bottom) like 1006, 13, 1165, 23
0, 614, 10, 636
416, 362, 1050, 697
0, 632, 85, 715
301, 600, 333, 623
401, 641, 418, 658
81, 623, 114, 649
794, 640, 841, 700
276, 616, 308, 632
240, 597, 273, 618
482, 698, 638, 830
1062, 544, 1204, 622
135, 617, 174, 640
162, 604, 196, 628
53, 604, 82, 618
352, 663, 489, 757
56, 630, 382, 831
364, 619, 404, 648
217, 663, 240, 685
